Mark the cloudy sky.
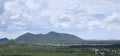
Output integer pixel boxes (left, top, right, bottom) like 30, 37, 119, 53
0, 0, 120, 40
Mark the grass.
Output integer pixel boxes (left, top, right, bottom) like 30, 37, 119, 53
0, 45, 120, 56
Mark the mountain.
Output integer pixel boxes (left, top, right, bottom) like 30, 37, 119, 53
15, 31, 84, 45
0, 38, 9, 42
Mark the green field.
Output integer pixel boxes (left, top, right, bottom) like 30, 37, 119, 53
0, 44, 120, 56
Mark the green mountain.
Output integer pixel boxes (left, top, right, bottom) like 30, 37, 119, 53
15, 31, 84, 45
0, 38, 9, 43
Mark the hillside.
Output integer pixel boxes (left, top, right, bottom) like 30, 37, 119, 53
0, 38, 9, 43
15, 31, 84, 45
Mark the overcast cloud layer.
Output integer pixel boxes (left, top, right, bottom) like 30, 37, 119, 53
0, 0, 120, 40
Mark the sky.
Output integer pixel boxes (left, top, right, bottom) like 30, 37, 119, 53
0, 0, 120, 40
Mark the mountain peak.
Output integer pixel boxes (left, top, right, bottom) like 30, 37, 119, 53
24, 32, 34, 35
47, 31, 58, 34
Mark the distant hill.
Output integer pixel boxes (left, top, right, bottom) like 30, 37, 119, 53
0, 38, 9, 43
15, 31, 84, 45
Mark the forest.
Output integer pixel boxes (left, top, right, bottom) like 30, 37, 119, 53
0, 41, 120, 56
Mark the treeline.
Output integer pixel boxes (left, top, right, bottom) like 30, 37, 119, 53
68, 44, 120, 48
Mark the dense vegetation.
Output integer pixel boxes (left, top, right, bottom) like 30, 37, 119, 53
0, 42, 120, 56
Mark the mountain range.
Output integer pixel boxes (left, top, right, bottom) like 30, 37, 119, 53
15, 31, 84, 45
1, 31, 120, 45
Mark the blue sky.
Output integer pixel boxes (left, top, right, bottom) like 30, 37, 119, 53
0, 0, 120, 40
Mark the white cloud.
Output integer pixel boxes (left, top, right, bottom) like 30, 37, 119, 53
0, 32, 5, 38
105, 12, 120, 22
88, 20, 105, 30
104, 12, 120, 30
0, 0, 120, 39
10, 14, 21, 19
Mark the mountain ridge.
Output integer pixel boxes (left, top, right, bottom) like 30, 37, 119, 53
15, 31, 84, 45
0, 38, 9, 42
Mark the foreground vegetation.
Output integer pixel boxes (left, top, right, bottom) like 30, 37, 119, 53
0, 43, 120, 56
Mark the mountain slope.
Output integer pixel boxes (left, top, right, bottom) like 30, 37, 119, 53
15, 31, 84, 45
0, 38, 9, 43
